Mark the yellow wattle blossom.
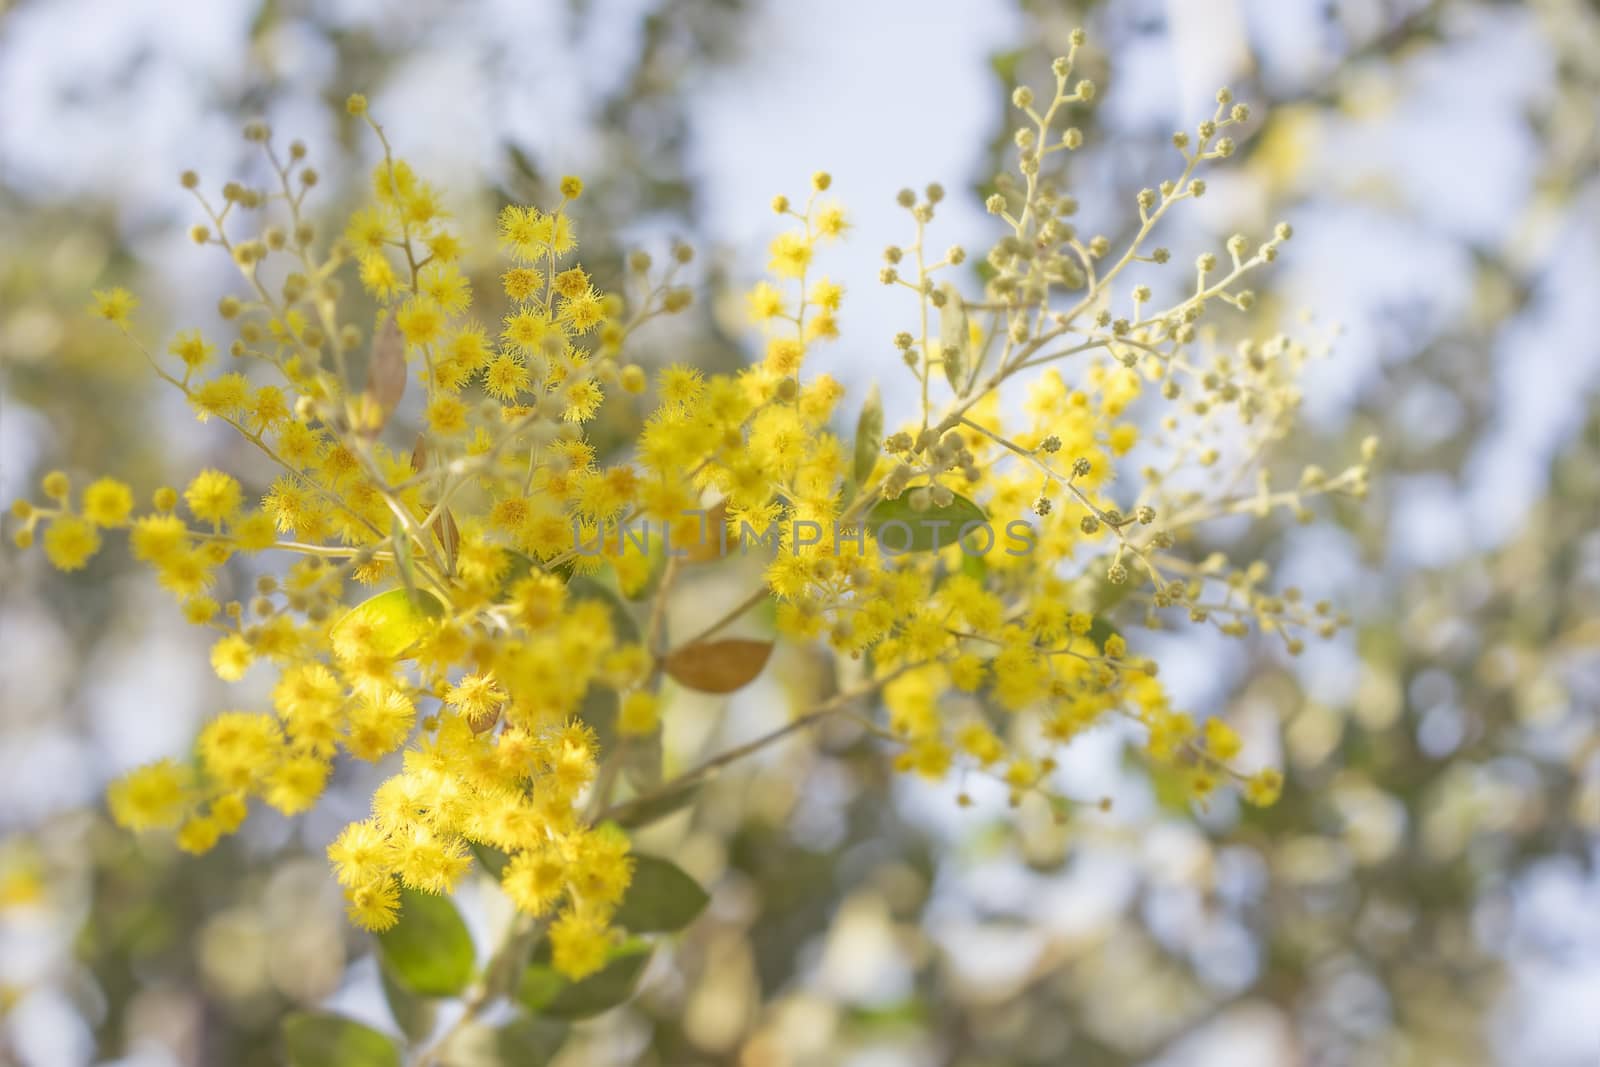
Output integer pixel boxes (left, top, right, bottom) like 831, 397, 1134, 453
168, 329, 214, 371
767, 231, 813, 278
8, 50, 1374, 988
184, 470, 243, 524
82, 478, 134, 528
43, 515, 99, 571
107, 760, 189, 831
90, 287, 137, 325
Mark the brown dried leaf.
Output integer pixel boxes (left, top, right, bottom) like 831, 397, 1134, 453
663, 638, 774, 694
436, 509, 461, 566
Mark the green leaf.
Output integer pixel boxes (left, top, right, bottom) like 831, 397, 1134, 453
496, 549, 538, 599
517, 964, 568, 1013
612, 782, 700, 829
248, 0, 281, 41
519, 942, 653, 1019
331, 587, 444, 660
846, 998, 929, 1028
379, 963, 436, 1043
1120, 744, 1191, 815
614, 855, 710, 934
623, 729, 664, 791
470, 842, 510, 880
579, 681, 620, 749
283, 1012, 401, 1067
1086, 614, 1121, 654
958, 551, 989, 583
852, 383, 883, 487
391, 516, 420, 607
1081, 569, 1135, 616
989, 47, 1025, 83
376, 888, 476, 998
438, 1017, 569, 1067
866, 493, 988, 554
506, 142, 543, 186
937, 282, 970, 391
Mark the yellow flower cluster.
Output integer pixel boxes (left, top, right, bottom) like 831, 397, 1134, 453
12, 38, 1371, 976
16, 107, 677, 974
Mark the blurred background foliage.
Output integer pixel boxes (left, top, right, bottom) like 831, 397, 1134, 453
2, 0, 1598, 1065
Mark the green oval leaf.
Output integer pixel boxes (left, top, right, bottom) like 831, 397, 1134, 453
866, 492, 988, 554
517, 964, 568, 1014
436, 1017, 569, 1067
852, 383, 883, 487
376, 888, 476, 997
496, 549, 539, 600
578, 681, 621, 750
1080, 568, 1136, 615
989, 47, 1025, 83
470, 842, 510, 880
614, 855, 709, 934
331, 587, 444, 659
519, 942, 652, 1020
611, 782, 700, 829
379, 963, 436, 1043
958, 550, 989, 582
283, 1012, 401, 1067
1086, 614, 1121, 654
623, 729, 664, 791
937, 282, 970, 390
